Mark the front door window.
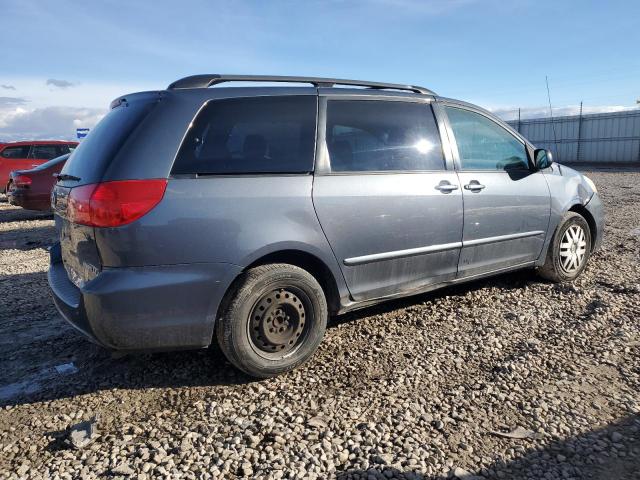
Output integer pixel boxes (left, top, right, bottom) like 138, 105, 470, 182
445, 107, 529, 171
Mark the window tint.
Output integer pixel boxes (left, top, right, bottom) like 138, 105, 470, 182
56, 145, 71, 156
30, 145, 60, 160
445, 107, 529, 171
61, 98, 157, 184
326, 100, 444, 172
1, 145, 30, 159
173, 96, 317, 175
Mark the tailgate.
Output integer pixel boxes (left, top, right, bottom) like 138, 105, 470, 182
49, 92, 161, 285
52, 185, 101, 287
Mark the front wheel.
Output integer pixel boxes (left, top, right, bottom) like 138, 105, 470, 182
216, 263, 328, 378
538, 212, 591, 283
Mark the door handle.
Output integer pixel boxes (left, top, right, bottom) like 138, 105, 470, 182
435, 181, 459, 193
464, 182, 486, 191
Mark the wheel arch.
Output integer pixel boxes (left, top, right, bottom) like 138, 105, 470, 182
246, 250, 342, 315
217, 248, 344, 323
568, 203, 597, 251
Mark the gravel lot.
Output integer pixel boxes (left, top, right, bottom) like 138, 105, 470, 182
0, 171, 639, 479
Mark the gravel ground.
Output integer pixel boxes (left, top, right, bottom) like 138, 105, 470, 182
0, 171, 639, 480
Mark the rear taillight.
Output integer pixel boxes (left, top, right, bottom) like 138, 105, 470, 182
68, 179, 167, 227
14, 175, 32, 188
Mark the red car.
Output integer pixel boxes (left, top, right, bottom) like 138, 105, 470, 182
0, 141, 77, 192
6, 154, 70, 211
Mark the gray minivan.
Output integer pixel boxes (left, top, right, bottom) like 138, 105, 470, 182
49, 75, 604, 377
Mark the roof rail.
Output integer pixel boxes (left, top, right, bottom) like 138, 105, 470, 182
167, 74, 435, 95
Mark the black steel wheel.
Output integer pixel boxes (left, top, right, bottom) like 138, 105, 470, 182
216, 264, 327, 378
248, 287, 311, 358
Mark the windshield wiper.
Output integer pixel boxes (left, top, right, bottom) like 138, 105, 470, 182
54, 173, 81, 182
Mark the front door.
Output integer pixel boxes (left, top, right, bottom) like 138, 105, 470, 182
443, 105, 551, 278
313, 97, 464, 301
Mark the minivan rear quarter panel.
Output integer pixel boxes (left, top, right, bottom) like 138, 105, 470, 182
94, 176, 343, 271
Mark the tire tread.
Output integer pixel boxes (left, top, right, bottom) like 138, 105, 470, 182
216, 263, 327, 378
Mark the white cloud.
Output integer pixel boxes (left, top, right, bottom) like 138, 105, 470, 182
0, 76, 155, 142
0, 105, 106, 142
1, 85, 16, 91
490, 104, 639, 121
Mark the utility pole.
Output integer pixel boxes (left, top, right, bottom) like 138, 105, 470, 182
517, 108, 521, 133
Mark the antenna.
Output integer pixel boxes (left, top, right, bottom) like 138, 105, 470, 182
545, 76, 560, 162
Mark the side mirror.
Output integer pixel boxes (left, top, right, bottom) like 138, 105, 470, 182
534, 148, 554, 169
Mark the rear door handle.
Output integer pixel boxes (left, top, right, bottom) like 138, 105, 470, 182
464, 182, 486, 191
435, 181, 459, 193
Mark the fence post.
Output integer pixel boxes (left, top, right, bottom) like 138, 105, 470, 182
637, 109, 640, 163
576, 101, 583, 163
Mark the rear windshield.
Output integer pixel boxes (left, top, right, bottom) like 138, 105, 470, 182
60, 100, 155, 185
172, 96, 317, 175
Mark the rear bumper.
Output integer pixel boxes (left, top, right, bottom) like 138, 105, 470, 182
7, 189, 51, 211
48, 243, 242, 350
585, 193, 605, 251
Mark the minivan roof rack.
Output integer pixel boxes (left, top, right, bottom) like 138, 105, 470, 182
167, 74, 435, 95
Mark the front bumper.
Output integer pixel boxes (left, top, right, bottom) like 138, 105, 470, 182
585, 192, 605, 251
48, 243, 242, 350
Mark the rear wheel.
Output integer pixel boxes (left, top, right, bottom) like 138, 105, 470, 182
539, 212, 591, 282
216, 263, 327, 378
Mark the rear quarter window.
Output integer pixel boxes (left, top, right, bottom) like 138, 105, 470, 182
172, 96, 317, 175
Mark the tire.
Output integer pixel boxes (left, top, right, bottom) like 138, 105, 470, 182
538, 212, 592, 283
216, 263, 328, 378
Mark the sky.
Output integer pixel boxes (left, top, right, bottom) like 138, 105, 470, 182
1, 0, 639, 141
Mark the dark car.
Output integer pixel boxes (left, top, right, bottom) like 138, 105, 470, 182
7, 154, 70, 211
49, 74, 604, 378
0, 141, 77, 192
